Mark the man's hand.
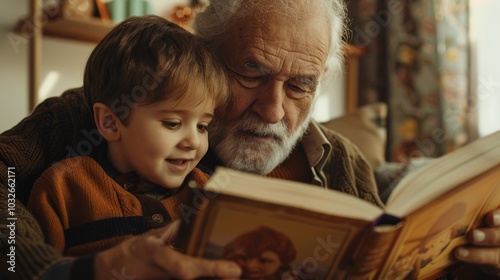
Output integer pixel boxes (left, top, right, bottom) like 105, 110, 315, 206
455, 208, 500, 276
94, 220, 242, 280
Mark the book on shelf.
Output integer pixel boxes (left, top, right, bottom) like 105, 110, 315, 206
105, 0, 155, 22
95, 0, 111, 20
177, 131, 500, 280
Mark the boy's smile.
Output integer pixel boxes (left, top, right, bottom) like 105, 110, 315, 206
109, 97, 214, 189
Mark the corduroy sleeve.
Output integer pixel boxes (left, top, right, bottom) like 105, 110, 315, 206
0, 88, 97, 279
318, 124, 385, 208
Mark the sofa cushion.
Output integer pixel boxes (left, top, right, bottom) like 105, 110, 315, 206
321, 102, 387, 170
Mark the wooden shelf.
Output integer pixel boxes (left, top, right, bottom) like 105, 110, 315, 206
343, 44, 366, 113
17, 16, 115, 43
44, 17, 115, 43
343, 44, 367, 57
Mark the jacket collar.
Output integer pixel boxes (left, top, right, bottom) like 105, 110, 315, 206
301, 120, 332, 187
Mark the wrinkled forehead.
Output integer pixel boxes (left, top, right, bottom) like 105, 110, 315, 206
225, 4, 331, 78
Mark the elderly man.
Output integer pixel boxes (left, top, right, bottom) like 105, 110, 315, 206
0, 0, 498, 279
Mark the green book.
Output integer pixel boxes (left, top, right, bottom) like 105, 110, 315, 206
143, 0, 155, 15
128, 0, 143, 17
107, 0, 127, 22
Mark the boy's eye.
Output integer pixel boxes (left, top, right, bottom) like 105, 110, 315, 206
197, 124, 208, 133
162, 121, 180, 129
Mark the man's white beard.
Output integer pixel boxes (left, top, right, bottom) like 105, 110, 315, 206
209, 111, 311, 175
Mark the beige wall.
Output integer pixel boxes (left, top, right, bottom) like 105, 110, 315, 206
0, 1, 95, 132
471, 0, 500, 137
0, 0, 203, 133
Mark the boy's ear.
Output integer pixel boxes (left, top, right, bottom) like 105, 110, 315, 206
93, 103, 121, 142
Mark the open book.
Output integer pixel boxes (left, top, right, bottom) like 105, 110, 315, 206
178, 131, 500, 280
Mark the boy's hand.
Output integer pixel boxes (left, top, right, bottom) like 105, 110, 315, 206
455, 208, 500, 276
94, 220, 242, 279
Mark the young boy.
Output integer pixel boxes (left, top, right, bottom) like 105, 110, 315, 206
27, 15, 229, 257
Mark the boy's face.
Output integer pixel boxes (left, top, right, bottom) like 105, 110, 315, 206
114, 96, 214, 189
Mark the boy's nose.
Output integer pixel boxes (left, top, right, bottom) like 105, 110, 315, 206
179, 128, 200, 150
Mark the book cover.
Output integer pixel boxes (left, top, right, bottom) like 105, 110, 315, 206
183, 191, 372, 279
178, 131, 500, 279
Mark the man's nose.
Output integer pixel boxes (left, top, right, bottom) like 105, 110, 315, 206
251, 80, 285, 124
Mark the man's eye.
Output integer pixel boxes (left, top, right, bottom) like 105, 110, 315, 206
286, 83, 308, 94
197, 124, 208, 133
162, 121, 180, 129
236, 75, 263, 88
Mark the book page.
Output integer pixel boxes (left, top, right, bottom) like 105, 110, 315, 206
385, 131, 500, 217
379, 166, 500, 280
204, 167, 383, 222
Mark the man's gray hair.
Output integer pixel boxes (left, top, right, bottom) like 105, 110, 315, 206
193, 0, 348, 78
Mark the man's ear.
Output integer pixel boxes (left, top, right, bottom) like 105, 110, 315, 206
93, 103, 121, 142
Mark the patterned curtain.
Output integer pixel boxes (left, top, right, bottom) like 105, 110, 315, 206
347, 0, 470, 162
388, 0, 469, 162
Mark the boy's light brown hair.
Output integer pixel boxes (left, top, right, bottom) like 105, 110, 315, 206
83, 15, 229, 123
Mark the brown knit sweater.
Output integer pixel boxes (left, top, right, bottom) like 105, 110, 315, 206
27, 156, 208, 257
0, 88, 95, 280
